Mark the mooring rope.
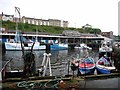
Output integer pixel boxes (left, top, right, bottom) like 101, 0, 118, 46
17, 81, 35, 89
17, 76, 62, 89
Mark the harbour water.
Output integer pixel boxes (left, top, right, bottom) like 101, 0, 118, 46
1, 49, 98, 76
2, 50, 76, 75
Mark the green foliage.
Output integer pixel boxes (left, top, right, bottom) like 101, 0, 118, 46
68, 27, 76, 30
78, 28, 101, 34
92, 28, 101, 34
1, 20, 101, 34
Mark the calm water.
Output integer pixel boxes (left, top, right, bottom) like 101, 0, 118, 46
2, 50, 97, 75
1, 49, 77, 76
1, 49, 98, 76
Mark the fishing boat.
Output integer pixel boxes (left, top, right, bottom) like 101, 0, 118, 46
5, 33, 46, 50
71, 57, 95, 75
5, 42, 46, 50
79, 57, 95, 75
96, 56, 115, 74
4, 34, 68, 51
96, 41, 115, 74
5, 40, 68, 51
74, 43, 92, 50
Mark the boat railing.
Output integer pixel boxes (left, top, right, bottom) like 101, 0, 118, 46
0, 58, 13, 81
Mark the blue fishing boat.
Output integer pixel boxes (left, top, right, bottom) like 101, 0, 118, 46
97, 41, 115, 74
51, 43, 68, 50
96, 56, 115, 74
79, 57, 95, 75
71, 57, 95, 75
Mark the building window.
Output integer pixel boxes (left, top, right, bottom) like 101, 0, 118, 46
28, 19, 30, 24
32, 20, 34, 24
36, 20, 38, 25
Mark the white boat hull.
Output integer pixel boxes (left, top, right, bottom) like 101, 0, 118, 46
5, 42, 46, 50
5, 42, 68, 51
96, 57, 115, 74
74, 43, 92, 50
96, 64, 115, 74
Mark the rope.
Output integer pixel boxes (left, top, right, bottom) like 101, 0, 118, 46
44, 76, 62, 88
17, 76, 62, 89
17, 81, 35, 89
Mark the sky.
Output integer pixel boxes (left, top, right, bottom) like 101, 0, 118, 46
0, 0, 119, 35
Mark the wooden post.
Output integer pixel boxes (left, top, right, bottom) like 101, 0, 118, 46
67, 60, 70, 75
0, 72, 2, 89
48, 53, 52, 76
0, 71, 2, 81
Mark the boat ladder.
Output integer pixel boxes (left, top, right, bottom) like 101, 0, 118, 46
38, 53, 52, 76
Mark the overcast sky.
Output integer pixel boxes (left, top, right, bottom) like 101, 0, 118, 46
0, 0, 119, 35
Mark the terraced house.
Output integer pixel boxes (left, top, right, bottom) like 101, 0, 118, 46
22, 16, 68, 28
0, 12, 69, 28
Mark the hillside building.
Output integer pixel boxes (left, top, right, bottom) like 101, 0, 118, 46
0, 12, 69, 28
22, 16, 68, 27
101, 31, 113, 39
0, 12, 14, 22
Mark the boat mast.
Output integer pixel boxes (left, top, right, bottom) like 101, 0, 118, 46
35, 17, 38, 42
15, 7, 20, 34
15, 7, 24, 55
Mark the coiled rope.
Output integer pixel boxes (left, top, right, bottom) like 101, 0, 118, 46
17, 76, 62, 89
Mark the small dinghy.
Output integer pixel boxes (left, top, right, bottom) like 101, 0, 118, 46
96, 56, 115, 74
79, 57, 95, 75
71, 57, 95, 75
